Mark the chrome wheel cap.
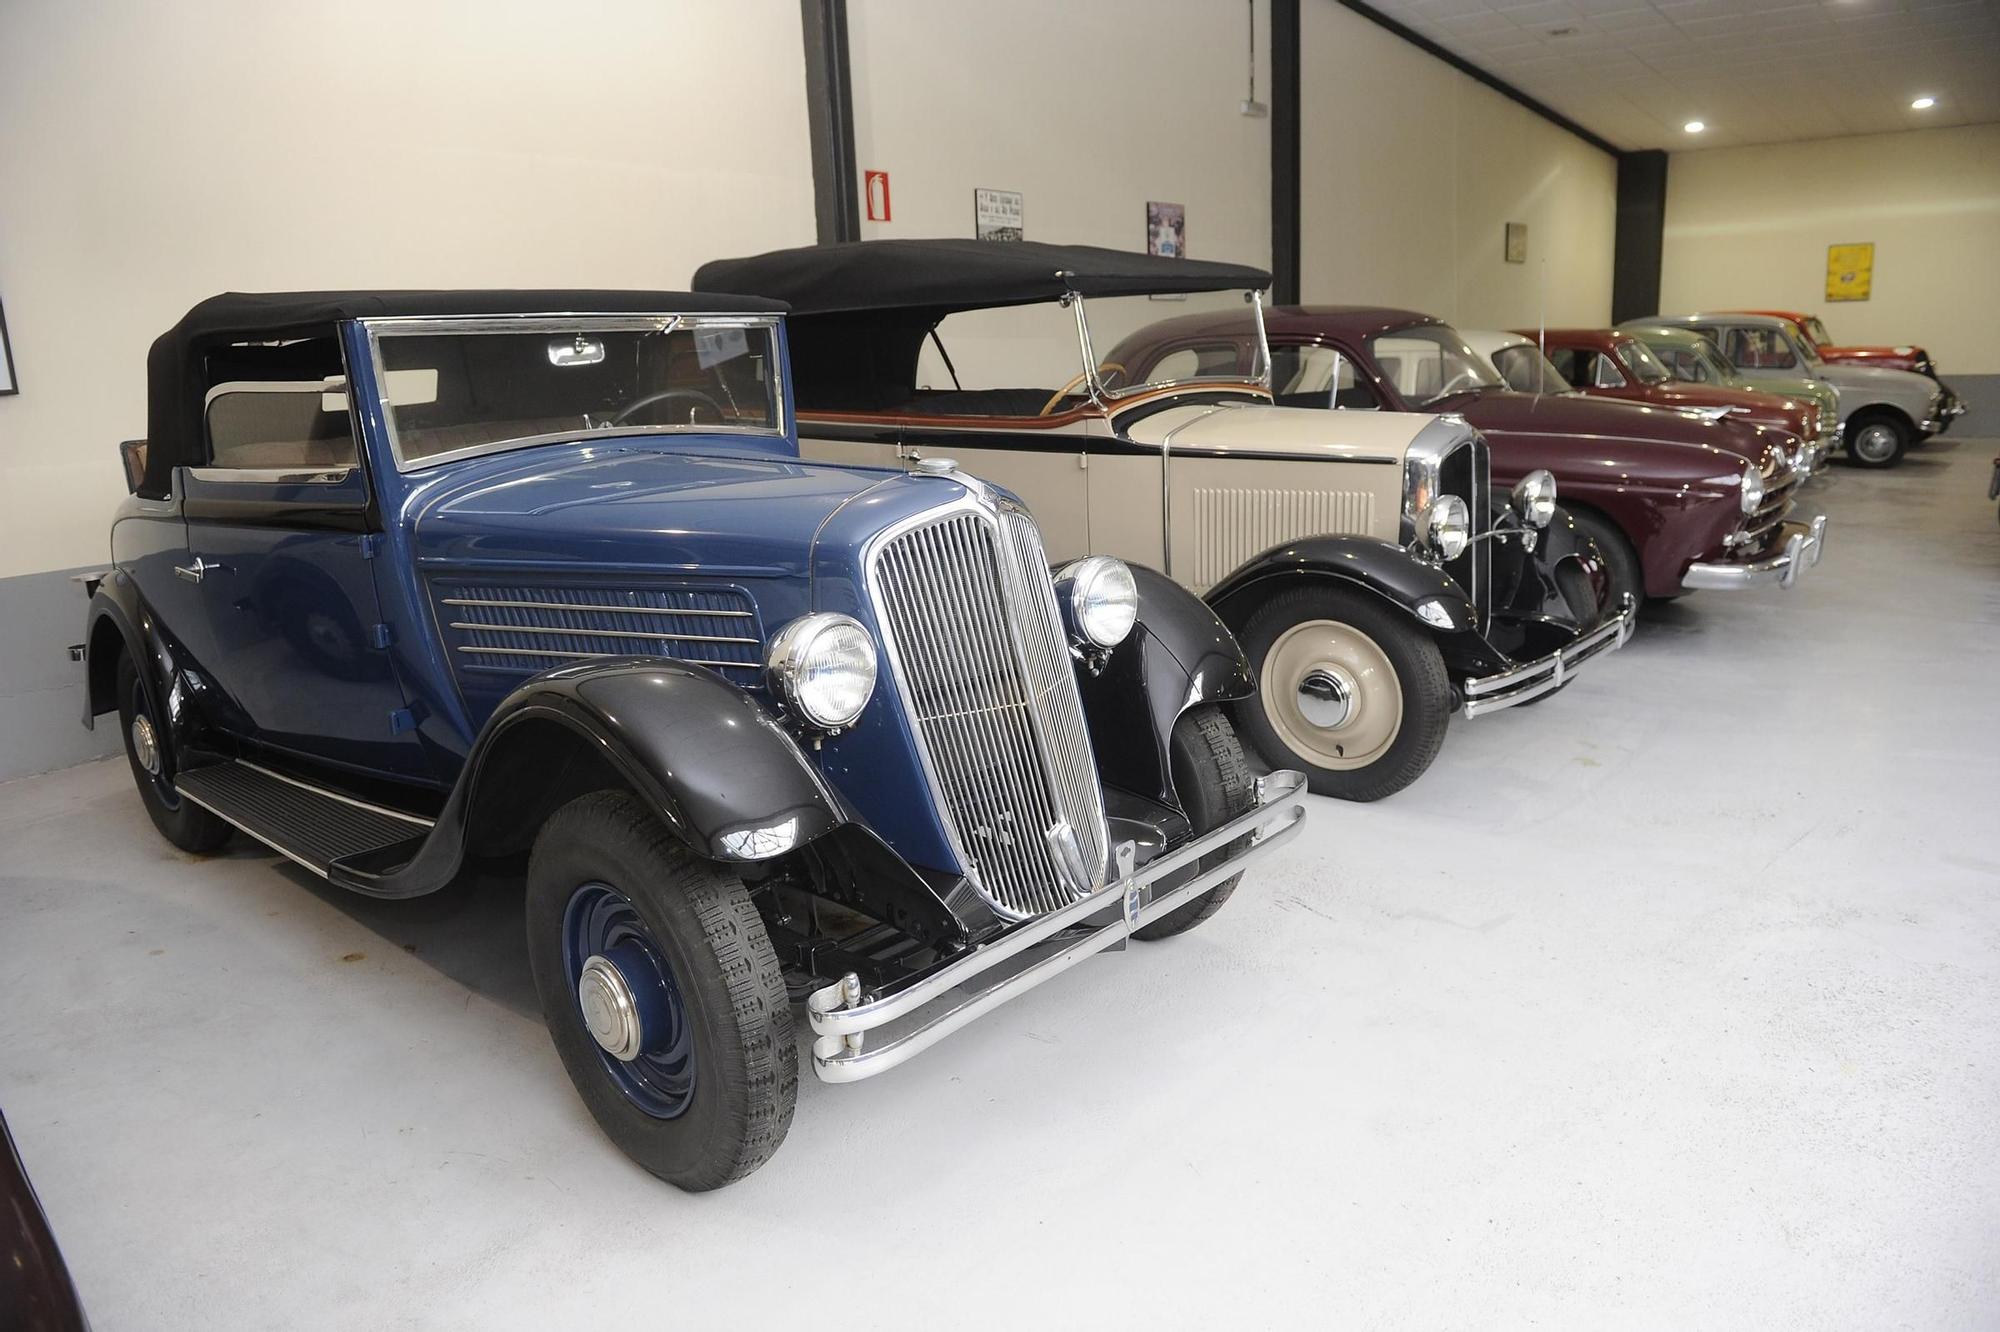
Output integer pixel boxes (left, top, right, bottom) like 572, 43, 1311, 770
577, 954, 644, 1061
130, 714, 161, 776
1261, 619, 1403, 771
1297, 666, 1357, 730
1853, 424, 1898, 463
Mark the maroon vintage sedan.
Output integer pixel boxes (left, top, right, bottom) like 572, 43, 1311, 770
1103, 306, 1828, 609
1513, 327, 1834, 475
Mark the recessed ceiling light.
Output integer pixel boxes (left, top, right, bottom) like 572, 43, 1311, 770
1910, 96, 1936, 110
1548, 26, 1576, 36
1684, 120, 1706, 133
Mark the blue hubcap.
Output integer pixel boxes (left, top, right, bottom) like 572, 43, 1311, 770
562, 883, 696, 1119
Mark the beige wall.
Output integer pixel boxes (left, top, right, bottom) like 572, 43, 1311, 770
0, 0, 817, 578
1660, 124, 2000, 374
1299, 0, 1616, 330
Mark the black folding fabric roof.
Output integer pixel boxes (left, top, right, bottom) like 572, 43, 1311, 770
140, 289, 784, 495
692, 239, 1272, 316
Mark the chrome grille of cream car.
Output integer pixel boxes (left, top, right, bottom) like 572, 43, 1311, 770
1440, 436, 1491, 625
869, 502, 1110, 919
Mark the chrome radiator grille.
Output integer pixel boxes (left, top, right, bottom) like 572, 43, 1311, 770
1440, 437, 1492, 624
870, 503, 1109, 919
436, 583, 761, 678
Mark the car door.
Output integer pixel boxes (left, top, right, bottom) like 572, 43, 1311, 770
175, 378, 427, 777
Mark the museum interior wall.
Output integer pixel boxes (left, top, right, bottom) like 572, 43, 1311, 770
0, 0, 818, 778
1298, 0, 1617, 330
1660, 122, 2000, 378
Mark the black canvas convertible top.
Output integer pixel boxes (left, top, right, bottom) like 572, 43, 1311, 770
139, 289, 786, 496
692, 239, 1271, 316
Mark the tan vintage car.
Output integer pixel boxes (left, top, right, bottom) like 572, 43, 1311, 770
696, 240, 1633, 801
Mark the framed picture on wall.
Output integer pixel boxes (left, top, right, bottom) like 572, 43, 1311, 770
1146, 202, 1186, 258
1504, 222, 1528, 265
0, 298, 17, 395
974, 188, 1024, 242
1826, 242, 1873, 302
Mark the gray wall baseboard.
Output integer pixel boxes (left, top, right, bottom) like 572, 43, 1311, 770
1947, 373, 2000, 439
0, 564, 119, 783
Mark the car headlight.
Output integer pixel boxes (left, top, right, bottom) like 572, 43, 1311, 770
1510, 469, 1558, 528
766, 613, 876, 730
1422, 494, 1470, 560
1739, 465, 1765, 515
1057, 556, 1138, 649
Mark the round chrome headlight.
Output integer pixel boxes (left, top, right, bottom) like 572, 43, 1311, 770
766, 613, 876, 730
1510, 469, 1558, 528
1739, 464, 1765, 514
1423, 494, 1471, 561
1060, 556, 1138, 649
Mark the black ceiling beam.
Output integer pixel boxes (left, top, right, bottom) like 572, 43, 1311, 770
1271, 0, 1302, 305
800, 0, 860, 244
1331, 0, 1621, 158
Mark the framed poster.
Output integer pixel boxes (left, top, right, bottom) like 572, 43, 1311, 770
0, 298, 16, 395
1146, 201, 1186, 258
1826, 242, 1873, 302
974, 188, 1023, 241
1504, 221, 1528, 264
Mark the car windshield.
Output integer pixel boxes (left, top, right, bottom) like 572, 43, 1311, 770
1367, 324, 1504, 406
911, 290, 1264, 415
1805, 316, 1832, 346
1618, 338, 1673, 385
1490, 342, 1571, 394
370, 317, 782, 466
1690, 337, 1743, 385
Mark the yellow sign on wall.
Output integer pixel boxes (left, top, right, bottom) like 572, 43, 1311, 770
1826, 242, 1873, 302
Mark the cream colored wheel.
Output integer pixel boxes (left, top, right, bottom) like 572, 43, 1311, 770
1259, 618, 1403, 771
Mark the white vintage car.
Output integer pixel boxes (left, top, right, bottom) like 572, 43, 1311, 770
696, 240, 1633, 801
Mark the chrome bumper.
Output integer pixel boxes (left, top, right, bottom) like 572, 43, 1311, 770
805, 769, 1310, 1083
1682, 515, 1828, 591
1460, 592, 1637, 718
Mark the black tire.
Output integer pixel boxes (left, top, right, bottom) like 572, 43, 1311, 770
525, 791, 796, 1191
1230, 584, 1451, 802
115, 652, 232, 854
1133, 707, 1255, 941
1565, 508, 1643, 617
1844, 409, 1909, 468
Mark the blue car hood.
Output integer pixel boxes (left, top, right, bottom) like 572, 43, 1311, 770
409, 443, 907, 574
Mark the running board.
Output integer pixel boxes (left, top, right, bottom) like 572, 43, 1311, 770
174, 760, 434, 880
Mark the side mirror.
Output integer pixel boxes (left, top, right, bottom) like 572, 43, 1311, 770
119, 439, 148, 493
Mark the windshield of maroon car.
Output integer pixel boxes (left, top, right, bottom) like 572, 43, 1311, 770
1617, 338, 1673, 385
1366, 325, 1502, 406
912, 291, 1262, 414
1648, 336, 1741, 387
369, 318, 782, 466
1490, 342, 1571, 394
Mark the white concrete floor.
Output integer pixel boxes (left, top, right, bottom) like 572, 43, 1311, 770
4, 441, 1998, 1330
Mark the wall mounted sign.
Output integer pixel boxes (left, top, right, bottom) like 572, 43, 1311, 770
0, 298, 16, 395
1826, 242, 1873, 302
1146, 202, 1186, 258
974, 188, 1023, 242
864, 170, 891, 223
1504, 221, 1528, 264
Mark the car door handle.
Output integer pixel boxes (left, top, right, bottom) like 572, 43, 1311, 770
174, 557, 224, 584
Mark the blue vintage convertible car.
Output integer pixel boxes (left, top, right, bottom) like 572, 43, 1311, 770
81, 291, 1307, 1189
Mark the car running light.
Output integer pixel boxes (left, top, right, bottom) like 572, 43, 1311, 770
1059, 556, 1139, 649
1511, 469, 1558, 528
766, 613, 877, 730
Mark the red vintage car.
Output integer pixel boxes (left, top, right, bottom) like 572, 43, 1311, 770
1510, 327, 1833, 475
1102, 306, 1828, 611
1740, 309, 1965, 428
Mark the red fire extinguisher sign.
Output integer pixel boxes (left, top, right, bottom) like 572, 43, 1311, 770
865, 170, 891, 222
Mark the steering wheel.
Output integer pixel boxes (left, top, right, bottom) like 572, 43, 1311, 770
611, 388, 726, 427
1039, 362, 1127, 416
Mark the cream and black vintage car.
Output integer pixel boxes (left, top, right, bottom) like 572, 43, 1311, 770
696, 241, 1633, 801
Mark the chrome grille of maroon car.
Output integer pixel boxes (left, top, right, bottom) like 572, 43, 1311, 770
869, 502, 1110, 919
435, 583, 762, 676
1739, 456, 1800, 550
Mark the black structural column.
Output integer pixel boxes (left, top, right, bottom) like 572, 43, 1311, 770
1612, 150, 1669, 323
1270, 0, 1301, 305
800, 0, 859, 244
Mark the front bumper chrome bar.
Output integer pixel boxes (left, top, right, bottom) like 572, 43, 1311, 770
806, 768, 1310, 1083
1460, 592, 1636, 718
1682, 515, 1828, 591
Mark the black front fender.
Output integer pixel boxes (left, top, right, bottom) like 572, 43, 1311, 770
335, 659, 844, 896
1074, 564, 1253, 812
1203, 535, 1475, 635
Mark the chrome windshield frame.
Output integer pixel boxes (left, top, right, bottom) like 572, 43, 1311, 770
360, 312, 790, 474
1066, 286, 1276, 404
